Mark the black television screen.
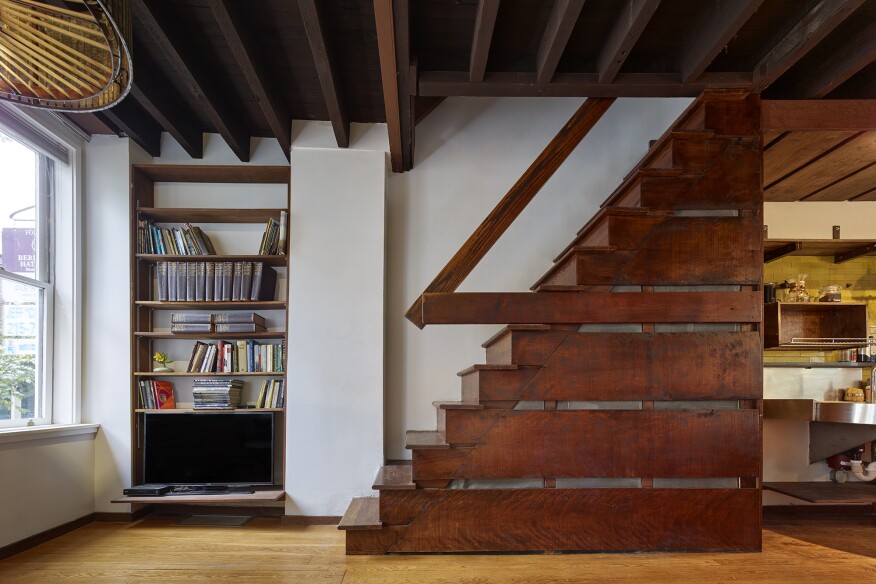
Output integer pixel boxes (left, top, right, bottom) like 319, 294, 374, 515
143, 413, 274, 486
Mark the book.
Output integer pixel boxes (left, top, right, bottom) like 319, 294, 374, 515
250, 263, 277, 301
277, 210, 287, 256
205, 262, 215, 301
221, 262, 233, 301
213, 312, 266, 326
185, 262, 196, 301
171, 313, 213, 324
256, 379, 268, 408
157, 262, 168, 302
236, 340, 247, 373
241, 262, 253, 302
176, 262, 187, 301
195, 262, 206, 301
154, 381, 176, 409
187, 341, 205, 372
232, 262, 243, 301
170, 322, 213, 333
167, 262, 177, 301
194, 226, 217, 254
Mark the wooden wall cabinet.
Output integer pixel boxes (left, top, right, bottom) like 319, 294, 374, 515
763, 302, 868, 349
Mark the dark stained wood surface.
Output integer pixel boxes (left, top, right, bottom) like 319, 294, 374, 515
405, 97, 614, 328
420, 409, 761, 479
597, 0, 661, 84
761, 100, 876, 131
374, 0, 402, 171
483, 325, 573, 365
372, 488, 761, 552
137, 208, 285, 223
372, 465, 415, 491
469, 0, 501, 83
419, 291, 762, 326
535, 0, 586, 84
763, 302, 868, 348
404, 431, 449, 450
132, 165, 290, 184
338, 497, 381, 530
763, 481, 876, 503
762, 130, 855, 186
471, 332, 762, 402
806, 163, 876, 202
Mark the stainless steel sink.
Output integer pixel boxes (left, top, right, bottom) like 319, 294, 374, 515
764, 399, 876, 424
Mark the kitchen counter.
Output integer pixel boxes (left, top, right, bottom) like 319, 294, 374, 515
765, 399, 876, 424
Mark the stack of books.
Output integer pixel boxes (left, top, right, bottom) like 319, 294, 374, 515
172, 312, 267, 334
138, 380, 175, 409
138, 221, 216, 255
256, 379, 285, 408
191, 379, 243, 410
157, 261, 277, 302
258, 211, 287, 255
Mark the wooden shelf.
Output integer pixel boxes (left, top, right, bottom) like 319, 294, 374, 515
764, 482, 876, 503
137, 207, 285, 224
134, 372, 284, 377
135, 408, 284, 413
765, 239, 876, 264
132, 164, 289, 184
136, 301, 286, 310
764, 362, 875, 368
135, 331, 285, 340
763, 302, 868, 349
112, 488, 286, 504
135, 254, 287, 267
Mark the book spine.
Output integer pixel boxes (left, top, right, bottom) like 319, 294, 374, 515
171, 313, 213, 323
247, 339, 255, 373
236, 340, 247, 372
170, 322, 214, 333
205, 262, 214, 302
213, 312, 266, 325
241, 262, 253, 303
250, 262, 263, 301
231, 262, 242, 301
222, 262, 232, 301
195, 262, 206, 301
157, 262, 168, 302
177, 262, 187, 301
186, 262, 196, 301
214, 323, 266, 333
277, 210, 287, 256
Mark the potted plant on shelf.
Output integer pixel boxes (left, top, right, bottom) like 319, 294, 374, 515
152, 352, 174, 373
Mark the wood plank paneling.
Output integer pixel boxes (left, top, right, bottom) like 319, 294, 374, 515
766, 132, 876, 201
472, 332, 762, 402
419, 291, 762, 326
763, 131, 855, 186
415, 409, 762, 479
761, 100, 876, 131
376, 489, 761, 552
804, 162, 876, 201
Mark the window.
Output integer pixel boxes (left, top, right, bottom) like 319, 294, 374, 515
0, 131, 54, 427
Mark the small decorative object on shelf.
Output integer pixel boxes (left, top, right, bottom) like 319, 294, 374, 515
152, 352, 174, 373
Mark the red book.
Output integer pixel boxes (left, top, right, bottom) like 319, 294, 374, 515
153, 381, 176, 410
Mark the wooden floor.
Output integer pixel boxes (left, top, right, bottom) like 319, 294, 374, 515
1, 513, 875, 583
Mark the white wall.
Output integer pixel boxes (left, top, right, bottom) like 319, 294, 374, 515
285, 123, 387, 516
766, 202, 876, 239
0, 435, 94, 547
384, 97, 692, 459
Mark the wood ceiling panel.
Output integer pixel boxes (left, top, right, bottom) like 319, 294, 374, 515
763, 131, 784, 147
804, 163, 876, 201
763, 130, 856, 186
765, 132, 876, 201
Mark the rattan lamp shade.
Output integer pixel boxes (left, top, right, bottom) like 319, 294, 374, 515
0, 0, 131, 111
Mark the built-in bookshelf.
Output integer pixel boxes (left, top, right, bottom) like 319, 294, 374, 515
129, 164, 289, 497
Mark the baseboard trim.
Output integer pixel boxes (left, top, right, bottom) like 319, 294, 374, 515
764, 504, 876, 517
0, 513, 94, 560
281, 515, 342, 526
93, 506, 152, 522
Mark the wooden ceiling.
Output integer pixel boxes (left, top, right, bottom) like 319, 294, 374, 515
56, 0, 876, 171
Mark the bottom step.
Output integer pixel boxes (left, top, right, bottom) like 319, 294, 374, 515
338, 497, 380, 531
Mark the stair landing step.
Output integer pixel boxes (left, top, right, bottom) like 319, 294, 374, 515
481, 324, 551, 348
405, 430, 449, 450
532, 246, 617, 291
433, 400, 484, 410
338, 497, 381, 530
457, 364, 519, 376
372, 465, 415, 490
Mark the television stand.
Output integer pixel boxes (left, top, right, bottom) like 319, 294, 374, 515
168, 486, 255, 496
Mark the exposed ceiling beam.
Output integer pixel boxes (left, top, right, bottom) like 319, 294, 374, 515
374, 0, 403, 172
97, 98, 162, 157
761, 100, 876, 131
597, 0, 661, 84
208, 0, 291, 161
469, 0, 501, 82
536, 0, 586, 84
136, 0, 251, 161
417, 71, 752, 98
679, 0, 765, 83
129, 53, 203, 159
393, 0, 413, 170
789, 19, 876, 98
752, 0, 864, 92
298, 0, 350, 148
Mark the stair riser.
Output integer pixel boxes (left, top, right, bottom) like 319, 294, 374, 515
413, 409, 761, 480
641, 142, 760, 210
358, 489, 761, 553
470, 331, 762, 403
484, 328, 574, 365
461, 368, 538, 403
670, 136, 730, 173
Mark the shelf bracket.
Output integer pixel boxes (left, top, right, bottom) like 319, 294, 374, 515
764, 241, 801, 263
835, 242, 876, 264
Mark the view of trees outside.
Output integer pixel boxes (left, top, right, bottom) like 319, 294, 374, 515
0, 132, 39, 421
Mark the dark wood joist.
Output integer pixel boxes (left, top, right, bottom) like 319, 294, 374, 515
129, 53, 203, 159
761, 100, 876, 131
208, 0, 291, 160
751, 0, 864, 92
405, 98, 615, 327
469, 0, 501, 83
299, 0, 350, 149
97, 98, 162, 157
789, 18, 876, 99
136, 0, 251, 161
417, 291, 762, 326
679, 0, 765, 84
835, 243, 876, 264
416, 71, 752, 97
392, 0, 413, 170
597, 0, 661, 84
536, 0, 586, 84
764, 242, 801, 263
374, 0, 403, 171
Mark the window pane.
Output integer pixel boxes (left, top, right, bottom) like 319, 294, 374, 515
0, 276, 44, 423
0, 132, 39, 278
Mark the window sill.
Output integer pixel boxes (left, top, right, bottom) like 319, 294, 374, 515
0, 423, 99, 445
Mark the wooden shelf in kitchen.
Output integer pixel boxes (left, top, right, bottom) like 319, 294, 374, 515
763, 302, 868, 349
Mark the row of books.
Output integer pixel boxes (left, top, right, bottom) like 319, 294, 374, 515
170, 312, 268, 334
255, 379, 285, 408
156, 261, 277, 302
138, 221, 216, 255
138, 380, 175, 409
186, 339, 285, 373
259, 212, 287, 256
192, 379, 242, 410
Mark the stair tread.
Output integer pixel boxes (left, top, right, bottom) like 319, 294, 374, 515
481, 325, 551, 348
535, 285, 612, 293
532, 246, 619, 291
405, 430, 449, 450
433, 400, 484, 410
338, 497, 381, 530
457, 363, 519, 376
372, 464, 415, 490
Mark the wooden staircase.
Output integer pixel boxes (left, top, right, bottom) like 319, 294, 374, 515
341, 92, 764, 554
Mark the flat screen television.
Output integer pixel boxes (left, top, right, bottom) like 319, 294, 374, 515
143, 412, 274, 486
